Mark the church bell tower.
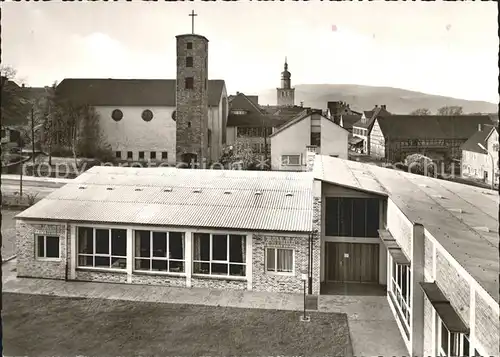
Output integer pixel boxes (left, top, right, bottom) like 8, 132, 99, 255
175, 11, 209, 167
276, 57, 295, 107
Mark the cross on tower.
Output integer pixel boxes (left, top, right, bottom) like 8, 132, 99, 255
189, 10, 197, 34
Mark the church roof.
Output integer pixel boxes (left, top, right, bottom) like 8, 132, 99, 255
56, 78, 225, 107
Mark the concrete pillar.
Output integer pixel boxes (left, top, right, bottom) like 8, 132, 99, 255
411, 223, 425, 357
185, 231, 192, 288
126, 228, 133, 283
70, 225, 76, 280
246, 234, 253, 290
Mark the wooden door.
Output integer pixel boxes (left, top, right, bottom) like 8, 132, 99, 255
326, 242, 379, 283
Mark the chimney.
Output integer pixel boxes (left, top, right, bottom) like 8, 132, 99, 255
375, 105, 378, 108
300, 101, 304, 107
22, 83, 25, 88
381, 105, 386, 110
236, 91, 240, 95
478, 124, 482, 131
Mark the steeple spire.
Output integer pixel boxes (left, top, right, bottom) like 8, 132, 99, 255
284, 56, 288, 71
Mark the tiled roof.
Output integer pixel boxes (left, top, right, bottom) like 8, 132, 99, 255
226, 113, 283, 128
460, 125, 497, 154
376, 115, 494, 140
314, 155, 499, 303
269, 109, 336, 138
16, 166, 314, 233
56, 78, 225, 107
353, 107, 391, 129
341, 115, 361, 130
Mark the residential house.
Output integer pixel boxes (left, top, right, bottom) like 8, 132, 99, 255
352, 105, 391, 154
460, 124, 499, 186
370, 114, 495, 163
16, 155, 499, 357
326, 101, 362, 125
225, 92, 284, 158
269, 110, 348, 171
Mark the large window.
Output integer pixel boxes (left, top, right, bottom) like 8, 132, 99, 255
193, 233, 246, 276
310, 132, 321, 146
436, 318, 471, 356
77, 227, 127, 269
281, 155, 301, 166
134, 230, 185, 273
390, 257, 411, 330
266, 248, 294, 274
36, 235, 60, 259
325, 197, 380, 237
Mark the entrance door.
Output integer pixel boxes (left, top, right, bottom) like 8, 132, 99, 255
326, 242, 379, 283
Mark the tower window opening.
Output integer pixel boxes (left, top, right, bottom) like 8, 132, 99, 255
188, 122, 192, 128
186, 57, 193, 67
187, 42, 193, 49
185, 77, 194, 89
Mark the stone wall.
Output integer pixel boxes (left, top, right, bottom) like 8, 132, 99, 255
16, 220, 69, 280
131, 273, 186, 288
75, 270, 127, 284
175, 34, 209, 164
435, 250, 470, 325
475, 291, 500, 356
252, 234, 312, 294
191, 276, 247, 290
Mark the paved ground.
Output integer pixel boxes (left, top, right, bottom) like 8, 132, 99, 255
2, 259, 408, 356
1, 209, 22, 261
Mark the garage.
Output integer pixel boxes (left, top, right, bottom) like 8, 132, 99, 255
325, 242, 379, 283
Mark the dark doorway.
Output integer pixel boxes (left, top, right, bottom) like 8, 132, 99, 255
180, 153, 197, 168
325, 242, 379, 283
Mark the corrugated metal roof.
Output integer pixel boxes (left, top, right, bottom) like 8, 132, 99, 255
17, 167, 314, 233
314, 155, 499, 302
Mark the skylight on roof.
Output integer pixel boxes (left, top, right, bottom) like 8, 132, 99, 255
78, 186, 86, 190
106, 187, 114, 191
135, 188, 143, 192
255, 191, 262, 195
285, 192, 293, 197
224, 190, 232, 194
164, 188, 173, 192
193, 189, 202, 193
448, 208, 464, 214
432, 194, 445, 199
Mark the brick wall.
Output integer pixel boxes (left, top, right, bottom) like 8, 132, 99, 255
75, 270, 127, 284
475, 292, 500, 356
16, 220, 68, 280
131, 273, 186, 288
423, 296, 434, 357
191, 276, 247, 290
252, 234, 315, 294
435, 250, 470, 325
311, 196, 321, 295
387, 199, 412, 259
424, 235, 434, 280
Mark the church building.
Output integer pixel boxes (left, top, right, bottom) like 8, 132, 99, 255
56, 13, 228, 166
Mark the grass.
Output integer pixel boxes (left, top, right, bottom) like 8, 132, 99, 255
3, 293, 352, 356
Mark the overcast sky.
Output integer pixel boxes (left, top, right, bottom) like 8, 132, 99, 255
2, 2, 498, 103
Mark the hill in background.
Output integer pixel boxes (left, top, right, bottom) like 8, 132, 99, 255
257, 84, 498, 114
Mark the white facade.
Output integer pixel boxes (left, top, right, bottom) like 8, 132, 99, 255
270, 113, 348, 171
97, 99, 228, 165
461, 128, 499, 186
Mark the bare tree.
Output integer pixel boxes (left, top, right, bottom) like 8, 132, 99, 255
409, 108, 432, 115
437, 106, 464, 116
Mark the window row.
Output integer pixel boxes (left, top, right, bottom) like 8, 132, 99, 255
436, 317, 479, 356
390, 259, 411, 329
353, 128, 368, 136
111, 109, 154, 122
325, 197, 380, 238
37, 230, 296, 278
77, 228, 249, 277
116, 151, 168, 161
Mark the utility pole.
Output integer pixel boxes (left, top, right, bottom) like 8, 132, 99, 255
31, 106, 35, 167
19, 131, 23, 197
